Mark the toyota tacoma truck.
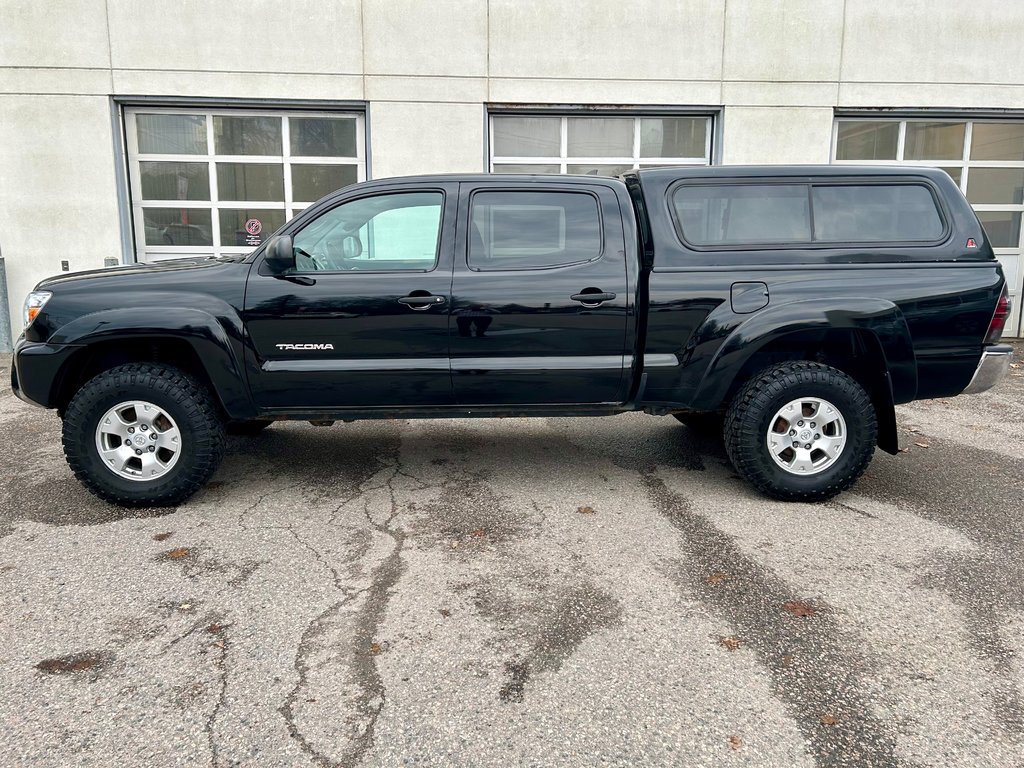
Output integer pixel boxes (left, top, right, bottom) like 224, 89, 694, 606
10, 166, 1013, 506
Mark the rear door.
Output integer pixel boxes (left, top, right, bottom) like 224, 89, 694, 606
243, 182, 457, 409
450, 180, 630, 405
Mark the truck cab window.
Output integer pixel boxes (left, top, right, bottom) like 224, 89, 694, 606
292, 191, 443, 271
469, 191, 602, 270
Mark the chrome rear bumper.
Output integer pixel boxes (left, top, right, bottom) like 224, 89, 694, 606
963, 345, 1013, 395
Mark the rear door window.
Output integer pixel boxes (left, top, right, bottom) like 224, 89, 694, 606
469, 190, 602, 270
811, 184, 944, 242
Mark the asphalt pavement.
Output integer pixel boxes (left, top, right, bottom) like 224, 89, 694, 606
1, 348, 1023, 767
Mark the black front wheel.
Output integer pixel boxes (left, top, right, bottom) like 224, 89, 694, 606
62, 363, 225, 506
724, 361, 876, 502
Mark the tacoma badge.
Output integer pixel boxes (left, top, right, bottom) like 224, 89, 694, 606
275, 343, 335, 350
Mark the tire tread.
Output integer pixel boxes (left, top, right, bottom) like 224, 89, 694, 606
62, 363, 225, 506
723, 361, 877, 502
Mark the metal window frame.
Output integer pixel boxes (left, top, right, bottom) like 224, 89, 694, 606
112, 97, 369, 265
486, 105, 720, 175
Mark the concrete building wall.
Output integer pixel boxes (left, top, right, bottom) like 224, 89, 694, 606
2, 0, 1024, 334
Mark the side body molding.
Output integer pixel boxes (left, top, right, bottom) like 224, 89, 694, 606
690, 298, 917, 450
47, 304, 254, 419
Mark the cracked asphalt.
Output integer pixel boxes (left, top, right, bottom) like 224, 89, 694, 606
2, 347, 1023, 767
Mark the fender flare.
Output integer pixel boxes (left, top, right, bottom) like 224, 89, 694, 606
48, 306, 254, 419
691, 298, 916, 453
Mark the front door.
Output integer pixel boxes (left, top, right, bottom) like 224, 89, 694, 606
244, 184, 456, 409
450, 181, 631, 405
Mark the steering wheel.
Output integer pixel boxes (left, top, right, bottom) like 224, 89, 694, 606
294, 245, 322, 271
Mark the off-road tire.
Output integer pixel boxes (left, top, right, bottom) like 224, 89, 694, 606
225, 419, 273, 436
62, 363, 225, 506
672, 412, 725, 437
724, 361, 876, 502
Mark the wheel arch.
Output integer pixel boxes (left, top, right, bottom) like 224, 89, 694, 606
691, 299, 916, 455
47, 307, 256, 421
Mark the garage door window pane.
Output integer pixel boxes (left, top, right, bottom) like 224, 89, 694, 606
290, 117, 357, 157
219, 208, 286, 247
673, 185, 811, 245
136, 114, 207, 154
836, 121, 899, 160
978, 211, 1022, 248
142, 208, 212, 246
967, 168, 1024, 205
812, 185, 944, 242
291, 164, 358, 202
567, 163, 633, 177
216, 163, 284, 202
971, 123, 1024, 161
938, 167, 963, 186
904, 122, 966, 161
493, 117, 560, 157
470, 191, 602, 270
567, 117, 632, 157
139, 162, 210, 200
492, 164, 560, 174
640, 117, 706, 158
214, 116, 282, 156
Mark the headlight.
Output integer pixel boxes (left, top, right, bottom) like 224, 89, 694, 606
23, 291, 52, 327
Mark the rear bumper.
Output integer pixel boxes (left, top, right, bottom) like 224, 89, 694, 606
10, 337, 81, 409
962, 344, 1013, 395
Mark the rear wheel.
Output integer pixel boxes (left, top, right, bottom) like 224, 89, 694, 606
724, 361, 876, 501
62, 363, 225, 506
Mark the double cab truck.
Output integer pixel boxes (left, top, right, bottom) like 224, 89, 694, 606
10, 166, 1012, 506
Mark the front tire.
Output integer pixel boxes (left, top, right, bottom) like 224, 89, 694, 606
724, 362, 876, 502
62, 363, 225, 506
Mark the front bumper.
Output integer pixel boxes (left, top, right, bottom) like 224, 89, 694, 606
11, 337, 82, 409
962, 344, 1013, 395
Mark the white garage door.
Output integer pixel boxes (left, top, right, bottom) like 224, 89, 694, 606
125, 107, 365, 263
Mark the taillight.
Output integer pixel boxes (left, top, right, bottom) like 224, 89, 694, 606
985, 289, 1011, 343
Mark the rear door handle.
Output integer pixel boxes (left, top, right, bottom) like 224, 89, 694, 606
571, 291, 616, 306
398, 293, 447, 310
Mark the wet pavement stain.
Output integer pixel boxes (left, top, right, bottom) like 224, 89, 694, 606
410, 472, 539, 551
498, 660, 530, 703
640, 470, 905, 767
862, 435, 1024, 744
155, 544, 265, 586
476, 579, 623, 704
36, 651, 112, 677
278, 434, 404, 768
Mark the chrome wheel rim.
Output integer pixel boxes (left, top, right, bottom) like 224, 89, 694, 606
766, 397, 847, 476
94, 400, 182, 482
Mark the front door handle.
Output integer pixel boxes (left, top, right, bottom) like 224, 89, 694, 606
398, 293, 447, 311
571, 291, 617, 307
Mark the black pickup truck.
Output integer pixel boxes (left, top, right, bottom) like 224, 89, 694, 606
11, 166, 1012, 506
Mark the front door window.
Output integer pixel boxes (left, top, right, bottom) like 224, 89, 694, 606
292, 192, 443, 272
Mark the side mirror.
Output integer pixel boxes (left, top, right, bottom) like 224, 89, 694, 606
264, 235, 295, 274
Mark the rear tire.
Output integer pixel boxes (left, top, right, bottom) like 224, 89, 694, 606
724, 361, 876, 502
62, 363, 225, 506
